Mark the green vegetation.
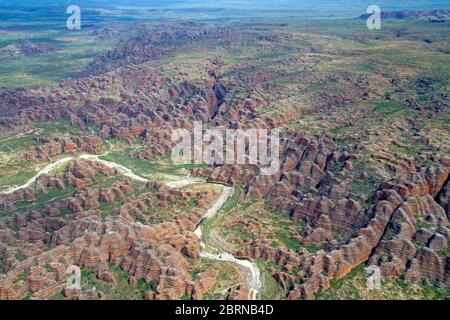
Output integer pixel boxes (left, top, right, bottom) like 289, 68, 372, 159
275, 230, 301, 252
330, 126, 349, 136
47, 292, 66, 300
9, 185, 76, 213
0, 32, 111, 88
305, 245, 324, 253
48, 264, 154, 300
256, 260, 283, 300
77, 265, 155, 300
201, 188, 243, 249
0, 6, 449, 302
388, 144, 420, 158
201, 259, 244, 300
13, 269, 30, 284
34, 119, 87, 137
373, 102, 416, 118
346, 161, 383, 199
316, 264, 450, 300
203, 189, 304, 255
0, 119, 108, 192
218, 187, 241, 213
14, 251, 26, 262
436, 247, 450, 259
100, 149, 208, 179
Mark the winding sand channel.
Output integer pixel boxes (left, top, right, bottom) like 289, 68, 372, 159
0, 153, 262, 299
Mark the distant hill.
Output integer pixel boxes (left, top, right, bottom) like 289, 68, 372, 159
359, 9, 450, 22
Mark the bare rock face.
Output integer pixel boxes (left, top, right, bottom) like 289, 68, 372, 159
0, 44, 21, 58
235, 161, 449, 300
181, 234, 201, 260
192, 269, 218, 300
423, 166, 449, 198
368, 167, 449, 287
0, 41, 55, 59
437, 179, 450, 217
22, 137, 103, 161
226, 284, 251, 300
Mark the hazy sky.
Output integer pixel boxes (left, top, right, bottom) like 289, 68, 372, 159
1, 0, 449, 21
